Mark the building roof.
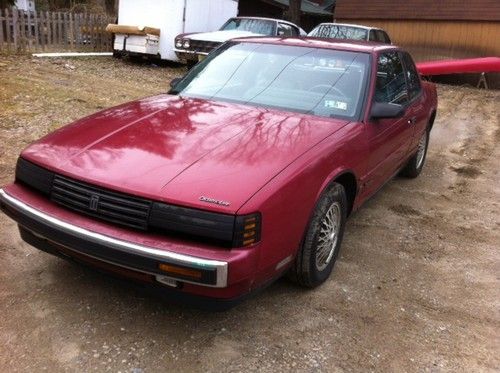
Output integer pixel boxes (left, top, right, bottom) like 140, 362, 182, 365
268, 0, 333, 16
334, 0, 500, 21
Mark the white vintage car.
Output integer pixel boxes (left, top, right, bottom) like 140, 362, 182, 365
174, 17, 306, 66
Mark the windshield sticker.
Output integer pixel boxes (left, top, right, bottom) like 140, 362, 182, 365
324, 100, 348, 111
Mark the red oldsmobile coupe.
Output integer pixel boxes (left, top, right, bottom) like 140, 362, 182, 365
0, 37, 437, 308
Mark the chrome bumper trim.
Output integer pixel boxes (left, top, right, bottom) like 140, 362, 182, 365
0, 188, 228, 288
173, 48, 209, 56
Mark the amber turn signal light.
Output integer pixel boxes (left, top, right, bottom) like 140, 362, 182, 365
158, 263, 203, 280
233, 213, 261, 247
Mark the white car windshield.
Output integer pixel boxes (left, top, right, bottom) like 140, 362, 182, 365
220, 18, 275, 35
309, 25, 368, 41
172, 42, 370, 120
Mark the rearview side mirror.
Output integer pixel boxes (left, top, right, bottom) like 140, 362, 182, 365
370, 102, 405, 119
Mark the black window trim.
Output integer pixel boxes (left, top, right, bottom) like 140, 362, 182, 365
399, 51, 423, 105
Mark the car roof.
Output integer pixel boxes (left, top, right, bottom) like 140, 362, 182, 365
232, 36, 396, 54
312, 23, 384, 32
229, 16, 299, 28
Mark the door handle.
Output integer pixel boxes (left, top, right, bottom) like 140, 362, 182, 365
407, 116, 417, 125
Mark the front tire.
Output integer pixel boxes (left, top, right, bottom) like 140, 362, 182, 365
400, 130, 429, 178
288, 183, 347, 287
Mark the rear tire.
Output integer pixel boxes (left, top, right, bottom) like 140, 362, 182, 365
400, 130, 429, 178
288, 183, 347, 287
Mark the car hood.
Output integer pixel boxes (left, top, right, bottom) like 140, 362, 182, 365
189, 30, 264, 43
22, 95, 349, 213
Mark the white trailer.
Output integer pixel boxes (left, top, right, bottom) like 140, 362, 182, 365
109, 0, 238, 61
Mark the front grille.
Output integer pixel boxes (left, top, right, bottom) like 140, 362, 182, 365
189, 40, 221, 54
16, 158, 244, 247
51, 175, 151, 230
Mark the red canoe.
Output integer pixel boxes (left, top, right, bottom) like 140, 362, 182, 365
416, 57, 500, 75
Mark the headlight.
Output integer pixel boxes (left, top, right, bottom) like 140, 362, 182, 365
175, 38, 182, 49
149, 201, 261, 248
183, 39, 190, 49
15, 157, 54, 196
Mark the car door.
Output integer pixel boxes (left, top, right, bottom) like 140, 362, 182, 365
362, 51, 414, 192
401, 51, 427, 152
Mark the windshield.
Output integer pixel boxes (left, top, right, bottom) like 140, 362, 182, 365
172, 42, 370, 120
220, 18, 275, 35
309, 24, 368, 41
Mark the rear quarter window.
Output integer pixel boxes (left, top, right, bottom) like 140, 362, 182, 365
401, 52, 422, 100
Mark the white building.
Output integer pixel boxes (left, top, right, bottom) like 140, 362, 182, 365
14, 0, 36, 12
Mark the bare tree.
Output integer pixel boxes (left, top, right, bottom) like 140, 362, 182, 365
288, 0, 302, 27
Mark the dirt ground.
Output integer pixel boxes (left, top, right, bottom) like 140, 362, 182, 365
0, 56, 498, 373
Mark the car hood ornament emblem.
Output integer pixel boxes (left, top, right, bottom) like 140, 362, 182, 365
199, 196, 230, 207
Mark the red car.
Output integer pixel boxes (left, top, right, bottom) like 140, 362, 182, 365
0, 37, 437, 308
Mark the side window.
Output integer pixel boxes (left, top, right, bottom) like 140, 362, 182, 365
381, 31, 391, 44
375, 51, 408, 105
277, 23, 293, 36
401, 52, 422, 100
290, 26, 300, 37
369, 30, 377, 42
375, 30, 388, 43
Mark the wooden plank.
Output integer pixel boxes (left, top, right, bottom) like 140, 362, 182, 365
64, 12, 69, 49
88, 13, 93, 51
5, 8, 11, 51
0, 9, 4, 50
27, 10, 32, 50
57, 12, 62, 47
95, 14, 100, 51
62, 12, 66, 47
53, 11, 58, 46
88, 13, 92, 50
81, 13, 89, 51
20, 9, 26, 52
91, 14, 96, 51
68, 12, 74, 50
100, 16, 106, 51
54, 11, 59, 46
51, 11, 56, 48
33, 10, 40, 51
80, 12, 85, 51
39, 10, 45, 50
95, 15, 101, 51
12, 9, 18, 52
74, 12, 80, 50
45, 11, 51, 49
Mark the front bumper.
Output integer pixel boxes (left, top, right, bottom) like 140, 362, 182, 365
0, 188, 228, 288
173, 48, 209, 62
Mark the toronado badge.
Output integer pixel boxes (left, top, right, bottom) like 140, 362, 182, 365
199, 196, 230, 207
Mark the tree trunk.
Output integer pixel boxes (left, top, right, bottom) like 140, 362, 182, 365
288, 0, 302, 27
